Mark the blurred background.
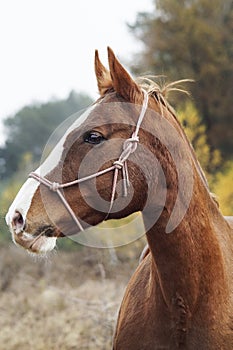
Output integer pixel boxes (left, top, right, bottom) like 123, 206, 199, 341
0, 0, 232, 349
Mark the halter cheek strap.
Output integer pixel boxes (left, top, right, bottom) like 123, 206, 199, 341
29, 91, 149, 232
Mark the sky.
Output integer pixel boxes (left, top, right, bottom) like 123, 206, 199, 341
0, 0, 153, 144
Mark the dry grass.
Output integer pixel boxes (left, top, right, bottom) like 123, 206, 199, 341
0, 239, 145, 349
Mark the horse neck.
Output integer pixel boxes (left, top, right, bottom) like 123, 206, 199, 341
140, 94, 230, 314
143, 166, 228, 317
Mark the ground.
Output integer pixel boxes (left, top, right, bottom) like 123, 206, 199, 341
0, 239, 145, 350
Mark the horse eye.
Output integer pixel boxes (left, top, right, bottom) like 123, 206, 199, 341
84, 131, 105, 145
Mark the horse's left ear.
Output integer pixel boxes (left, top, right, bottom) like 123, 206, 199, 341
95, 50, 112, 96
107, 47, 142, 102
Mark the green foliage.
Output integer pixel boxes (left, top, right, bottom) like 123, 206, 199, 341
0, 153, 41, 242
177, 101, 221, 183
212, 162, 233, 215
0, 176, 24, 242
130, 0, 233, 159
176, 101, 232, 215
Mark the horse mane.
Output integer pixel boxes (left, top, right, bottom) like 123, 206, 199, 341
136, 75, 192, 116
136, 76, 218, 206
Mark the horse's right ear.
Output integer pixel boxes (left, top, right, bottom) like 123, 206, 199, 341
95, 50, 112, 96
107, 47, 142, 103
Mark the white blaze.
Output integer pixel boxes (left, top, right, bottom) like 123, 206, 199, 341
6, 106, 94, 228
5, 178, 40, 226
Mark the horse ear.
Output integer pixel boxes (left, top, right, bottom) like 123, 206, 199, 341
107, 47, 141, 102
95, 50, 112, 96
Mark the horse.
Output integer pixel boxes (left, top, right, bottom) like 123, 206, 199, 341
6, 47, 233, 349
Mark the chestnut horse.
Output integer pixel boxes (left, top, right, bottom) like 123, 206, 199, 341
6, 48, 233, 349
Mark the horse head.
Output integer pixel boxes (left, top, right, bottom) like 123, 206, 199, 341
6, 48, 158, 253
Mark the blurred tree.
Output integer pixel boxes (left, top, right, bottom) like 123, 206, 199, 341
129, 0, 233, 159
177, 100, 232, 216
177, 101, 221, 184
0, 91, 93, 179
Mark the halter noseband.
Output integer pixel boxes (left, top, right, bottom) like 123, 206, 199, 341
29, 91, 149, 232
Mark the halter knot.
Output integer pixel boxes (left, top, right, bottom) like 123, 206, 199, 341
49, 182, 60, 192
113, 160, 124, 170
123, 135, 139, 154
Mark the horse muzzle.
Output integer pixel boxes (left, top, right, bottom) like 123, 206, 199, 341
8, 211, 58, 254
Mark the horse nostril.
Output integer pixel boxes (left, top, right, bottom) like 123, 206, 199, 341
12, 211, 25, 233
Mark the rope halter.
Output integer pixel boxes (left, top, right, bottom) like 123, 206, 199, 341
29, 90, 149, 232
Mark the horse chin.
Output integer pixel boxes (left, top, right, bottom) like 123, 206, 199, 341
12, 230, 57, 255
